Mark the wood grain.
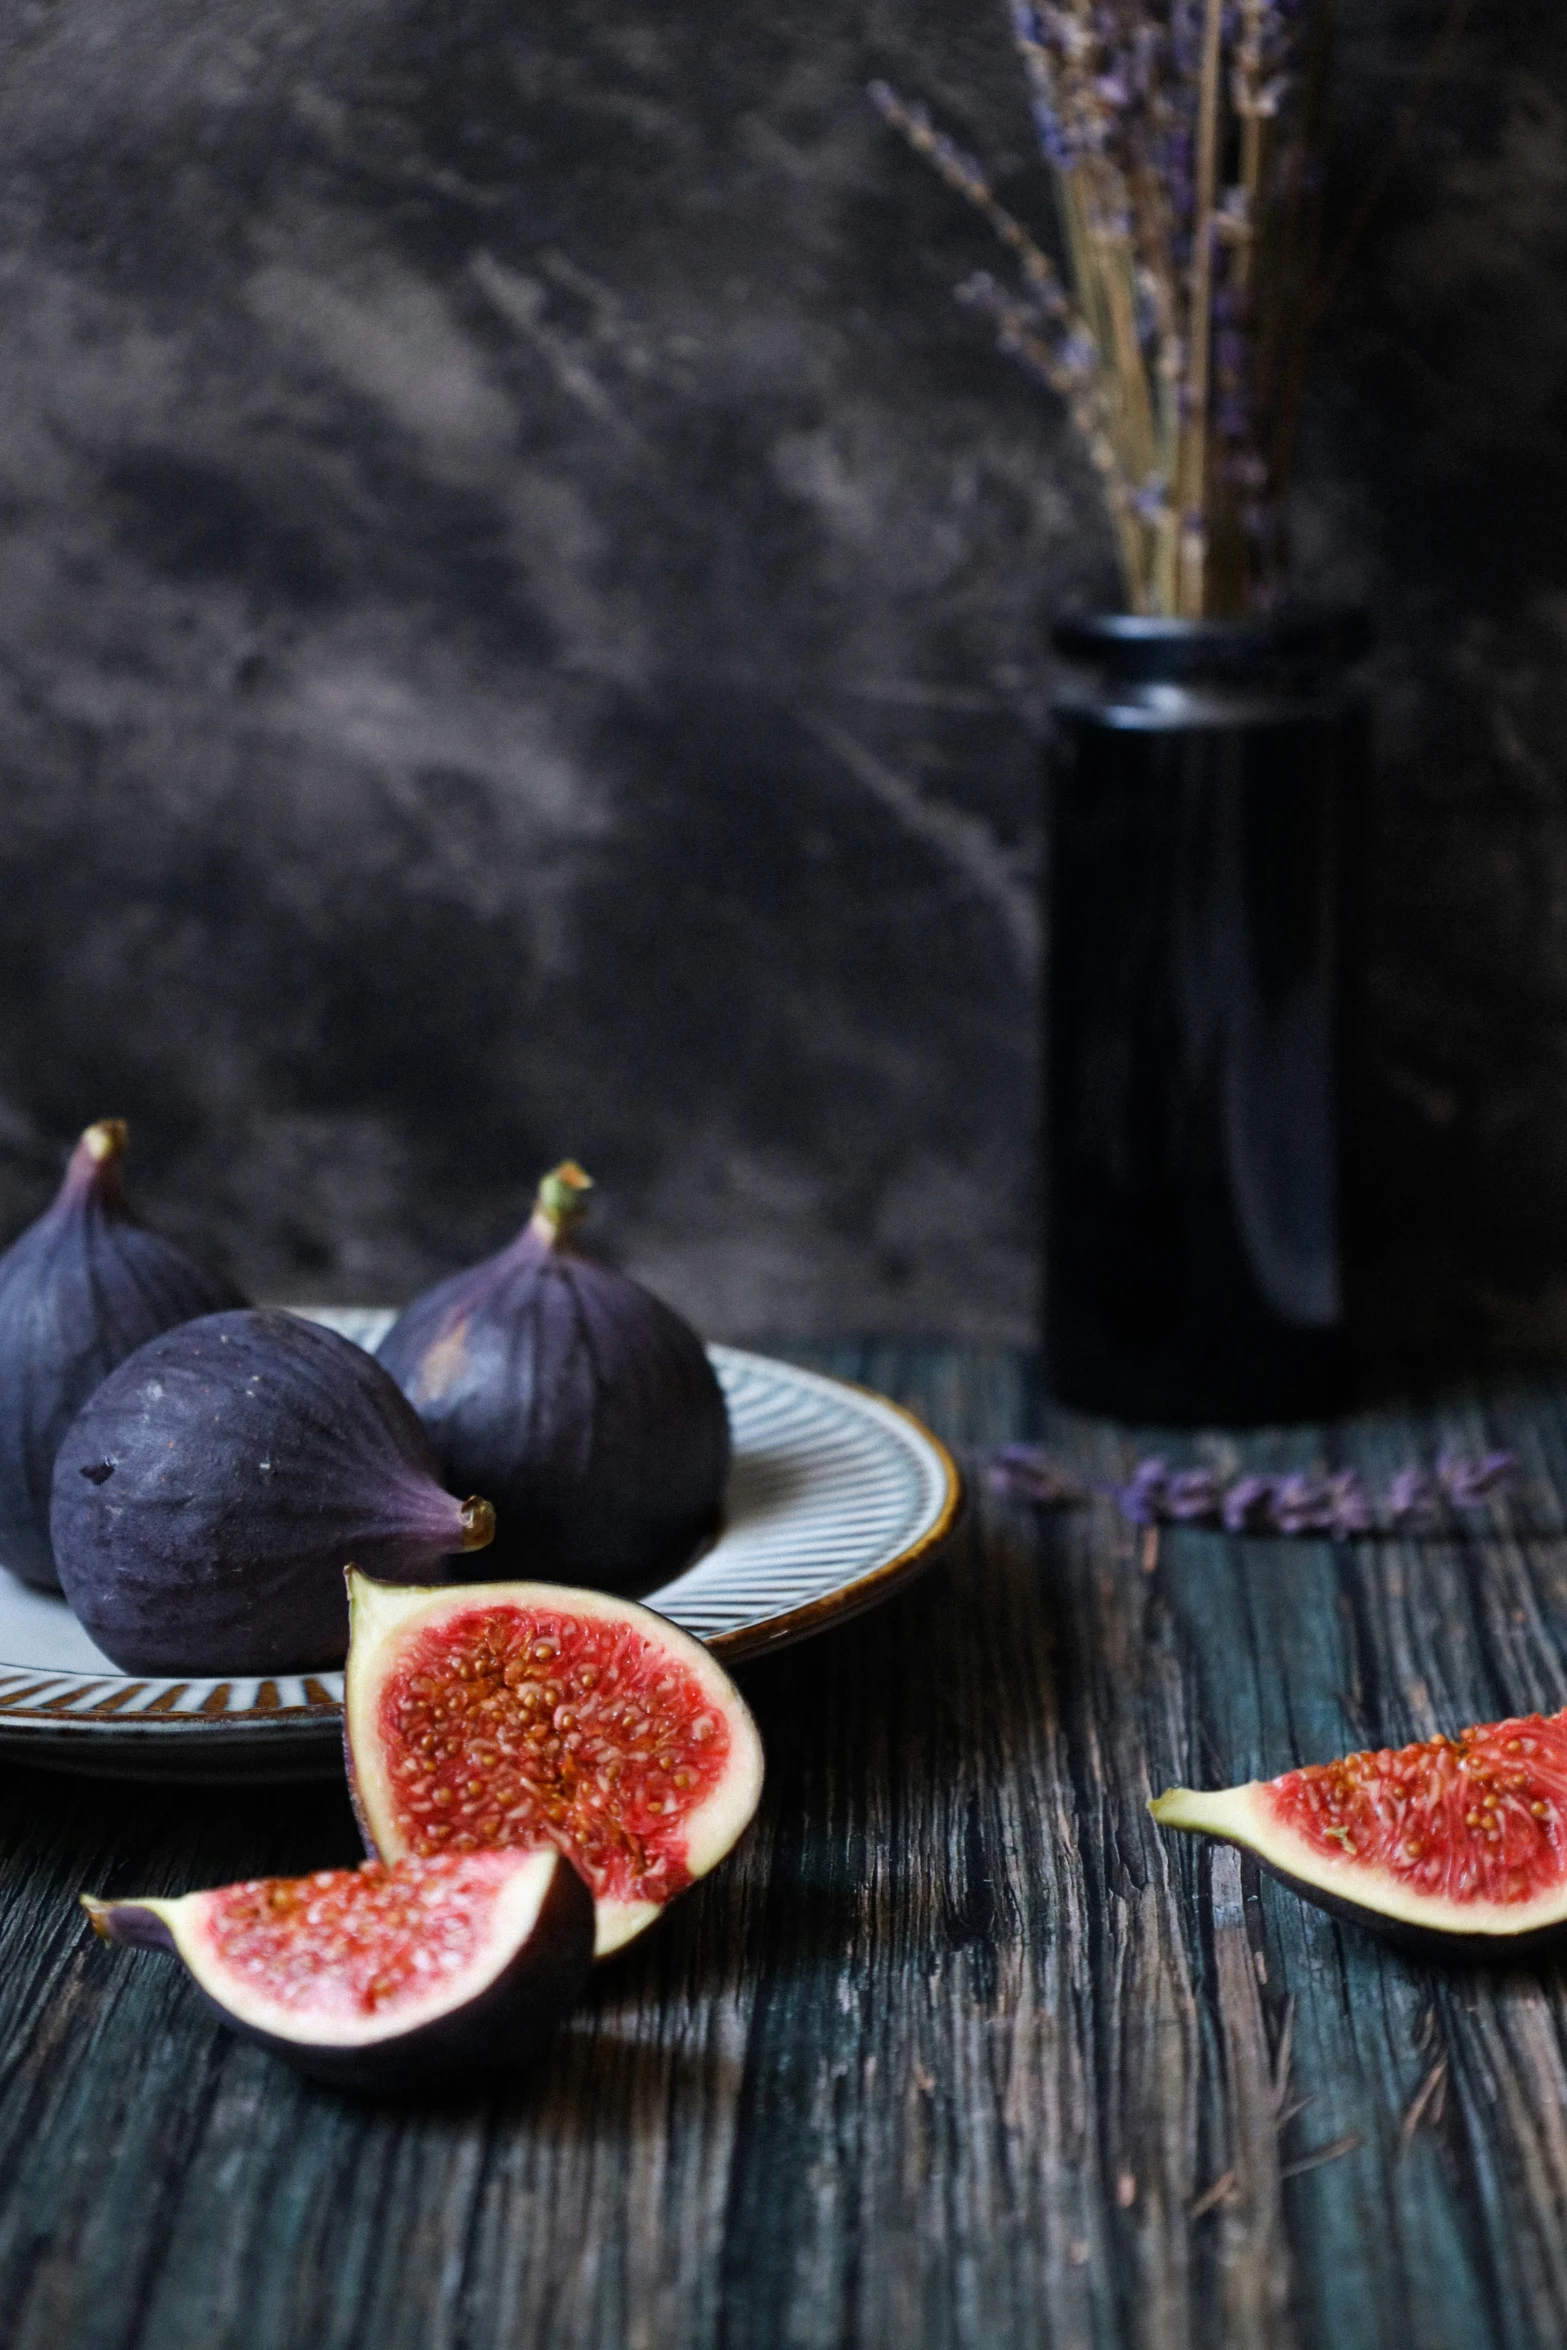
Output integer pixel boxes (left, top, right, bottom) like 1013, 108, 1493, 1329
3, 1349, 1567, 2348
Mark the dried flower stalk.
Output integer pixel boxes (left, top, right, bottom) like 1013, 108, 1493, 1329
988, 1445, 1517, 1537
872, 0, 1332, 616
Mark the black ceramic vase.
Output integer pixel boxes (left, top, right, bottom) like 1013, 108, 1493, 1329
1042, 610, 1370, 1426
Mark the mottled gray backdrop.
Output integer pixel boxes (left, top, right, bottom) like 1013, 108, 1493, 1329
0, 0, 1561, 1367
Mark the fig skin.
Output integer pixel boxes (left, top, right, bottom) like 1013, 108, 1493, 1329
343, 1567, 766, 1958
0, 1120, 247, 1592
83, 1848, 593, 2095
377, 1163, 731, 1592
50, 1309, 495, 1675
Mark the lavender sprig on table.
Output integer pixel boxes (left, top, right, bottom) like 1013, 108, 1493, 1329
871, 0, 1330, 617
988, 1445, 1515, 1536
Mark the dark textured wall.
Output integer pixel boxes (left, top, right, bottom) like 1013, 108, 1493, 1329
0, 0, 1561, 1359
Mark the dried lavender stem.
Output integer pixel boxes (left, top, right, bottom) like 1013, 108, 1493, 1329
876, 90, 1073, 324
1179, 0, 1226, 616
1235, 120, 1263, 301
1131, 157, 1184, 588
958, 271, 1145, 594
1154, 358, 1182, 610
1058, 173, 1152, 607
1059, 177, 1110, 390
1104, 472, 1150, 611
1094, 213, 1159, 480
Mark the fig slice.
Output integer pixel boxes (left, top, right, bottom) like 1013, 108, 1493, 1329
344, 1569, 765, 1958
83, 1847, 593, 2094
1152, 1707, 1567, 1953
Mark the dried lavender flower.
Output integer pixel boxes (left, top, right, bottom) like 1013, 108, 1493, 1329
1269, 1474, 1334, 1535
1385, 1468, 1439, 1527
1164, 1467, 1222, 1522
1221, 1474, 1278, 1533
1436, 1449, 1514, 1506
988, 1444, 1088, 1506
1116, 1457, 1170, 1525
1324, 1470, 1374, 1537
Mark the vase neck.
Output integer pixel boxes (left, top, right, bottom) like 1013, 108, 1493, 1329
1051, 609, 1371, 691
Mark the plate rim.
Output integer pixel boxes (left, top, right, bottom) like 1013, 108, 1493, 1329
705, 1373, 963, 1662
0, 1346, 963, 1754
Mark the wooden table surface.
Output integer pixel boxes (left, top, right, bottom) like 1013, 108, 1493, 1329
4, 1343, 1567, 2350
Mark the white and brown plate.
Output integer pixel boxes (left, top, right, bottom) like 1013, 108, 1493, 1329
0, 1314, 962, 1780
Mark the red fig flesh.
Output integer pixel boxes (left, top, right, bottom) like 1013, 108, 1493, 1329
0, 1120, 247, 1591
376, 1163, 731, 1591
1152, 1708, 1567, 1952
344, 1569, 765, 1957
83, 1848, 592, 2093
50, 1310, 494, 1674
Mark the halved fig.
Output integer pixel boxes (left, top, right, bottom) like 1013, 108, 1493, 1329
83, 1847, 592, 2094
344, 1569, 765, 1958
1152, 1707, 1567, 1953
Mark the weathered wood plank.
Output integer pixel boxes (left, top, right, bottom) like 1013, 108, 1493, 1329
3, 1349, 1567, 2347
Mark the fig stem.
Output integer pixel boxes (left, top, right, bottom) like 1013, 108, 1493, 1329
458, 1495, 496, 1551
529, 1161, 593, 1246
63, 1120, 129, 1209
84, 1119, 128, 1164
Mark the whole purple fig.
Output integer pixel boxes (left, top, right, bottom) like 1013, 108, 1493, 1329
377, 1163, 731, 1591
0, 1120, 247, 1592
50, 1309, 496, 1673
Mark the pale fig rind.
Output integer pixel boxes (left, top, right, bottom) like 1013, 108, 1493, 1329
82, 1848, 593, 2094
377, 1164, 731, 1592
1151, 1780, 1567, 1957
343, 1568, 765, 1958
0, 1120, 247, 1591
50, 1309, 494, 1675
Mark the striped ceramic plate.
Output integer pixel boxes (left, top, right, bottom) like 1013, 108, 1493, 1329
0, 1315, 961, 1780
